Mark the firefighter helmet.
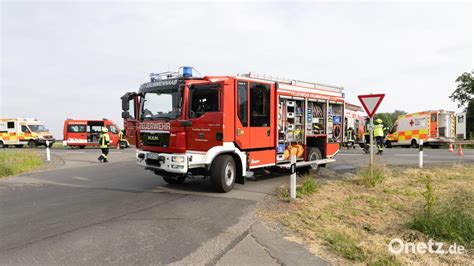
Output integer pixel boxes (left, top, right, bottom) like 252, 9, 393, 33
101, 127, 108, 133
376, 119, 383, 124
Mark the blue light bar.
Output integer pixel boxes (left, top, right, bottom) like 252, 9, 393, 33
182, 66, 193, 78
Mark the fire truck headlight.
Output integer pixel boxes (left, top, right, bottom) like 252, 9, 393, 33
171, 156, 185, 163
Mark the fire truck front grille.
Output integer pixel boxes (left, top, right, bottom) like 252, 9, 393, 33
140, 132, 170, 147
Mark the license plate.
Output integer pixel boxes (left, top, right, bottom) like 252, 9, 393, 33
147, 153, 160, 160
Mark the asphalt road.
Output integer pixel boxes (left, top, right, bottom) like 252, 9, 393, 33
334, 146, 474, 171
0, 149, 288, 264
0, 147, 472, 264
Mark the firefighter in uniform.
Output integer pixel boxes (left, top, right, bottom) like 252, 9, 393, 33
117, 129, 125, 149
363, 117, 371, 153
98, 127, 110, 163
374, 118, 385, 155
346, 127, 355, 149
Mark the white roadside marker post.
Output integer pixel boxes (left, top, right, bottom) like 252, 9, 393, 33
370, 117, 374, 166
419, 139, 423, 168
290, 154, 297, 200
46, 140, 51, 162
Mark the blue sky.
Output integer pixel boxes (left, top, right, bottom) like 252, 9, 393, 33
1, 1, 472, 137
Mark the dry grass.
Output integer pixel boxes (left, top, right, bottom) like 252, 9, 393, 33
257, 164, 474, 265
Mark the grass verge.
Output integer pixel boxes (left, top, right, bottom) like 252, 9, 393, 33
278, 175, 320, 201
0, 150, 43, 177
258, 164, 474, 264
355, 165, 385, 188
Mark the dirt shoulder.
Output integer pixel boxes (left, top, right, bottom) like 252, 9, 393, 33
257, 164, 474, 265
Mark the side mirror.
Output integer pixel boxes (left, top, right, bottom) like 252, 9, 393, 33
122, 111, 130, 119
121, 95, 130, 111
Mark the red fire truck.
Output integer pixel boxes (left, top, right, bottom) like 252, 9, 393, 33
121, 68, 345, 192
63, 119, 121, 148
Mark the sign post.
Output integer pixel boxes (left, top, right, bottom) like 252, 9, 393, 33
370, 117, 374, 165
358, 94, 385, 167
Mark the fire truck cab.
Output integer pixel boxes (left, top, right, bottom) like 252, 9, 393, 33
63, 119, 120, 148
122, 68, 344, 192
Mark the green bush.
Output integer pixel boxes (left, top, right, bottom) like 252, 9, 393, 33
408, 206, 474, 249
278, 177, 320, 201
356, 166, 385, 188
408, 174, 474, 248
408, 180, 473, 249
297, 176, 319, 197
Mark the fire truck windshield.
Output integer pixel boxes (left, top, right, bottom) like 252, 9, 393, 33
28, 125, 48, 132
142, 89, 182, 120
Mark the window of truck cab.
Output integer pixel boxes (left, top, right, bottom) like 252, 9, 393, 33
21, 125, 30, 133
141, 88, 182, 120
106, 125, 118, 134
188, 84, 221, 119
249, 82, 270, 127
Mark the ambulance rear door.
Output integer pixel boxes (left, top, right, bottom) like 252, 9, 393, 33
0, 120, 19, 145
456, 113, 467, 140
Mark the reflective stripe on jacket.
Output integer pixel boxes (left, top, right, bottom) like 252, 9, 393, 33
364, 123, 370, 135
374, 124, 384, 137
347, 129, 354, 141
99, 133, 110, 148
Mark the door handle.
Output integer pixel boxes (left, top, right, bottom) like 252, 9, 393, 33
267, 129, 270, 136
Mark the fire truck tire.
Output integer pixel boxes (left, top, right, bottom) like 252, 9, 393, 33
15, 144, 24, 148
79, 146, 85, 149
210, 155, 235, 193
161, 175, 186, 185
298, 147, 322, 175
411, 139, 419, 149
28, 140, 36, 148
0, 141, 4, 148
385, 140, 392, 148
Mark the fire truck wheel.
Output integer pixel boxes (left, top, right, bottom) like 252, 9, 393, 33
79, 146, 85, 149
385, 140, 392, 148
0, 141, 4, 148
306, 147, 322, 174
15, 144, 24, 148
210, 155, 236, 193
28, 140, 36, 148
161, 175, 186, 185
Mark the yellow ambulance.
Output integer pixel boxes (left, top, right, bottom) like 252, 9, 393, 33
385, 110, 460, 148
0, 118, 55, 148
